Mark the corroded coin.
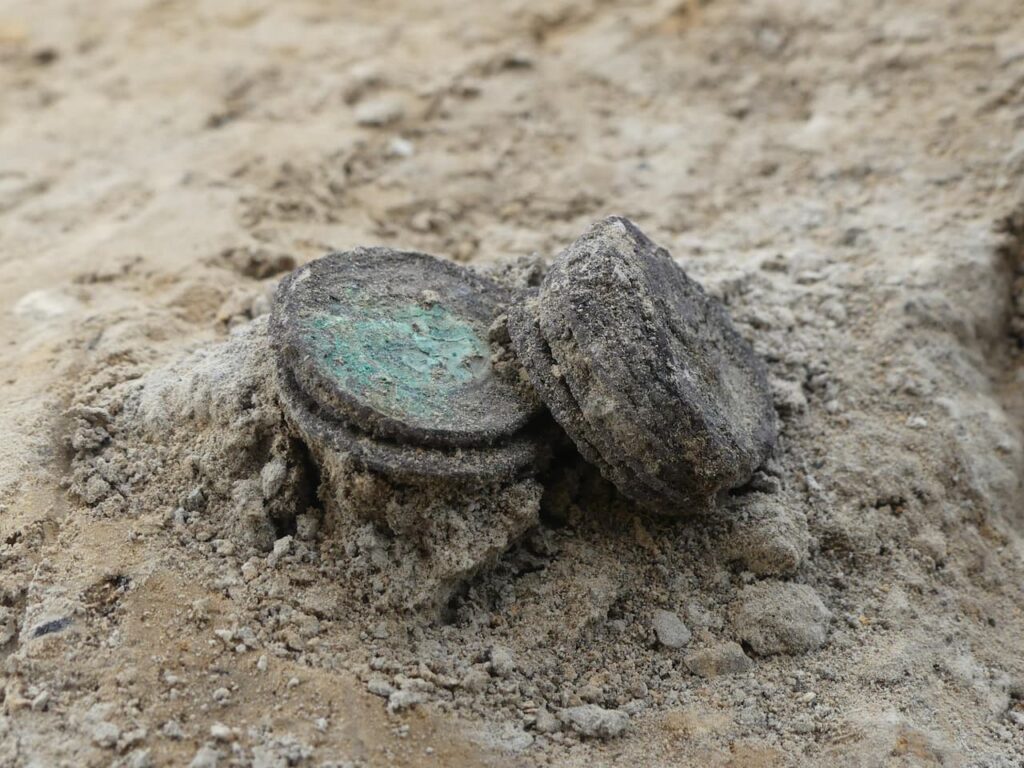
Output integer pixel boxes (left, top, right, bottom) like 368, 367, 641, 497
275, 361, 542, 482
272, 248, 540, 449
509, 217, 777, 510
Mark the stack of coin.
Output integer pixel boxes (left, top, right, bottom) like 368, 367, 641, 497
508, 217, 777, 511
271, 247, 546, 486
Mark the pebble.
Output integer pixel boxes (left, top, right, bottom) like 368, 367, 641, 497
269, 536, 292, 564
120, 728, 147, 750
684, 642, 753, 678
124, 750, 153, 768
210, 723, 232, 742
535, 709, 561, 734
162, 720, 184, 740
184, 487, 206, 512
189, 745, 221, 768
367, 679, 394, 698
489, 646, 516, 677
460, 665, 491, 693
91, 721, 121, 749
732, 581, 832, 656
652, 610, 691, 649
30, 690, 50, 711
355, 97, 405, 127
560, 705, 629, 739
387, 689, 425, 714
260, 457, 288, 499
386, 137, 415, 158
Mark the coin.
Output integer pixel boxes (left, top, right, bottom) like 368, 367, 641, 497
275, 361, 542, 482
272, 247, 540, 449
509, 217, 777, 509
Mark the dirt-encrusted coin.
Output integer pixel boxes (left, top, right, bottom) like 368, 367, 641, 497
275, 361, 541, 481
508, 216, 777, 510
273, 247, 540, 448
272, 248, 544, 481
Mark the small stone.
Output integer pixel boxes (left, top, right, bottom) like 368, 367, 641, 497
119, 728, 148, 751
92, 721, 121, 749
367, 678, 394, 698
272, 536, 292, 558
212, 687, 230, 704
355, 97, 404, 127
30, 690, 50, 711
162, 720, 184, 740
266, 536, 293, 567
371, 621, 390, 640
652, 610, 691, 649
212, 539, 235, 556
213, 628, 234, 646
260, 457, 288, 499
460, 665, 491, 693
732, 581, 832, 656
535, 709, 561, 734
725, 495, 810, 577
210, 723, 232, 742
184, 487, 206, 513
489, 646, 516, 677
256, 655, 268, 673
387, 689, 425, 714
684, 642, 753, 678
125, 750, 154, 768
386, 137, 415, 158
189, 745, 221, 768
241, 559, 259, 582
559, 705, 629, 739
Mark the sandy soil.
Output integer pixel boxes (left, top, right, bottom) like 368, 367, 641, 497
2, 0, 1024, 766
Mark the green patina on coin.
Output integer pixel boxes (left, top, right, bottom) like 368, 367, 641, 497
305, 299, 490, 424
272, 247, 540, 449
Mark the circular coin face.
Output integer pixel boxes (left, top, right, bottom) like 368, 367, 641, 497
272, 248, 540, 448
509, 217, 777, 509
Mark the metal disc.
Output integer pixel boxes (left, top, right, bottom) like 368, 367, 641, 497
276, 362, 543, 483
272, 248, 540, 448
509, 217, 777, 509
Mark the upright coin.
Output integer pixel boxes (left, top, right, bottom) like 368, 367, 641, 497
272, 248, 540, 448
509, 217, 777, 510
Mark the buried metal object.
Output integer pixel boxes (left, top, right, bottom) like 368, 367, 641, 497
271, 247, 545, 482
507, 216, 777, 510
271, 220, 777, 512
